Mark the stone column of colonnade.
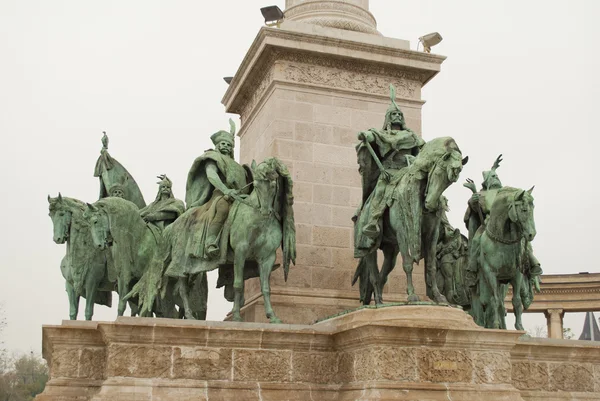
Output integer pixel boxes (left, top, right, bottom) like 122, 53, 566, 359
546, 308, 565, 339
222, 0, 446, 323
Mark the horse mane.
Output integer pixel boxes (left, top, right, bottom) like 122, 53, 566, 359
393, 137, 460, 261
49, 196, 86, 214
412, 137, 460, 173
256, 157, 296, 280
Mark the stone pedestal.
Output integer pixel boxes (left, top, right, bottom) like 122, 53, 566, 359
36, 306, 600, 401
222, 0, 446, 324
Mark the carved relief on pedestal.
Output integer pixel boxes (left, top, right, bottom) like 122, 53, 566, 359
235, 49, 424, 121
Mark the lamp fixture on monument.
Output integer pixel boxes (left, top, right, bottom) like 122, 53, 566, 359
418, 32, 443, 53
260, 5, 284, 27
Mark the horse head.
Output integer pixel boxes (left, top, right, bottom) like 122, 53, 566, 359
424, 147, 468, 212
508, 186, 536, 241
85, 203, 112, 250
252, 158, 284, 217
48, 193, 72, 244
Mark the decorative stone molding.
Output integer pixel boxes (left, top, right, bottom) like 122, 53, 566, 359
279, 58, 420, 99
233, 47, 425, 122
222, 26, 445, 119
284, 0, 379, 35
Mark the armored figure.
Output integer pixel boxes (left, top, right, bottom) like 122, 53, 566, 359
354, 85, 425, 254
464, 155, 542, 280
139, 175, 185, 230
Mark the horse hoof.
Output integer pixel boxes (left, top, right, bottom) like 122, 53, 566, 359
233, 315, 243, 322
269, 317, 282, 324
407, 294, 420, 302
435, 295, 448, 304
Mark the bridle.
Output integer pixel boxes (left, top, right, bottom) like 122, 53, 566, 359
485, 198, 524, 245
232, 177, 281, 221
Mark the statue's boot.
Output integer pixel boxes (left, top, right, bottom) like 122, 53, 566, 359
205, 226, 223, 259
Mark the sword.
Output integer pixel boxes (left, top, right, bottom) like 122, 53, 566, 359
362, 135, 391, 182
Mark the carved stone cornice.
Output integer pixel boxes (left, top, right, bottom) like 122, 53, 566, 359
222, 26, 445, 121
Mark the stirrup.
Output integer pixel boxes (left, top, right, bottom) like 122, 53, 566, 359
206, 244, 220, 259
362, 222, 380, 238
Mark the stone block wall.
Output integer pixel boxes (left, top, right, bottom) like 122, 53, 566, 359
236, 82, 428, 323
36, 308, 600, 401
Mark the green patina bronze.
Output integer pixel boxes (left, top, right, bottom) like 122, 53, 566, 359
461, 156, 541, 330
124, 120, 296, 323
47, 194, 113, 320
430, 156, 542, 330
94, 132, 146, 208
352, 85, 468, 306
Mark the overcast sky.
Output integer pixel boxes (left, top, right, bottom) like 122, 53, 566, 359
1, 0, 599, 353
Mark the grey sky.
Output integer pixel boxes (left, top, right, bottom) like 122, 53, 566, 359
1, 0, 598, 352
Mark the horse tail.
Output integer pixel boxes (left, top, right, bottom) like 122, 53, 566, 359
271, 158, 296, 281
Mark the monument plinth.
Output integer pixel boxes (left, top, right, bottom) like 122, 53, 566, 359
222, 0, 446, 324
36, 305, 600, 400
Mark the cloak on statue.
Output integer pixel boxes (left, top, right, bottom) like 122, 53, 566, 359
93, 132, 146, 209
353, 85, 425, 257
164, 149, 251, 278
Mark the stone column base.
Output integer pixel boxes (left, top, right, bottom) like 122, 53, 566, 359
37, 306, 600, 401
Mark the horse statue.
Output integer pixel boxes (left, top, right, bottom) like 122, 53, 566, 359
468, 186, 537, 330
85, 196, 207, 318
47, 194, 113, 320
127, 157, 296, 323
227, 157, 296, 322
353, 137, 468, 305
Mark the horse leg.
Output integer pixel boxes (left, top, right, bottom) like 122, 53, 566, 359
177, 276, 195, 320
66, 281, 79, 320
400, 243, 419, 302
424, 230, 447, 304
379, 244, 399, 304
441, 261, 455, 304
480, 261, 500, 329
129, 301, 140, 317
511, 276, 525, 331
117, 278, 128, 316
84, 283, 97, 321
232, 244, 249, 322
259, 253, 280, 323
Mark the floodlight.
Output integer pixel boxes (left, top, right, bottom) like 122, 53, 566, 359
261, 5, 284, 27
418, 32, 443, 53
223, 77, 233, 84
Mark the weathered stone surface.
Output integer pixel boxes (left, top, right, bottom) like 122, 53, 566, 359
172, 347, 232, 380
473, 351, 511, 384
106, 344, 171, 378
152, 387, 208, 401
335, 351, 355, 383
512, 361, 549, 391
549, 362, 594, 392
292, 352, 337, 384
595, 364, 600, 393
50, 347, 80, 379
354, 346, 417, 382
79, 347, 106, 380
233, 349, 292, 382
417, 349, 473, 383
